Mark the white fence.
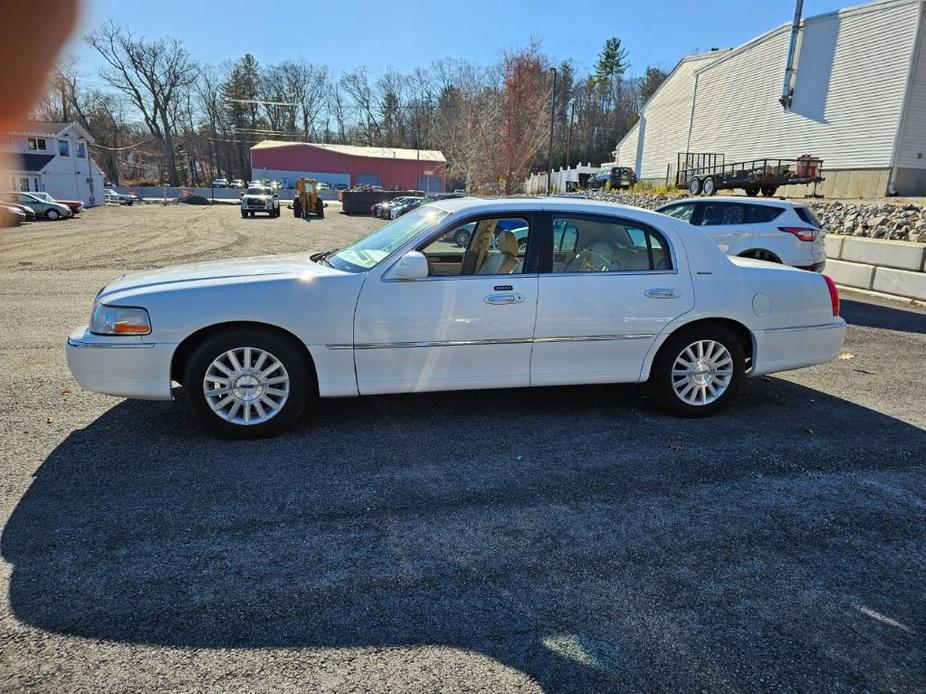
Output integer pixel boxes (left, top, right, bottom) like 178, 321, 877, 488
524, 164, 599, 194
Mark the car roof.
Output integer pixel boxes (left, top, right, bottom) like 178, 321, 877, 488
426, 195, 681, 225
662, 197, 800, 208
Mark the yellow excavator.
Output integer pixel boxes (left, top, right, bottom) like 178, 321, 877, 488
292, 178, 325, 219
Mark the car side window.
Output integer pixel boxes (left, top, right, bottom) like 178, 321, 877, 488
747, 205, 785, 223
660, 203, 697, 223
551, 215, 672, 273
700, 203, 746, 226
421, 216, 529, 277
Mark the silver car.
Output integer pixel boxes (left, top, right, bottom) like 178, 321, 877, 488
0, 192, 71, 220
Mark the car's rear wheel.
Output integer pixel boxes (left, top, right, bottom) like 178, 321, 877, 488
184, 328, 311, 438
650, 323, 745, 417
687, 177, 701, 195
45, 208, 60, 221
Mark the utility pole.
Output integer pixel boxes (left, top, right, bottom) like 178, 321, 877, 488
547, 67, 557, 194
565, 97, 576, 170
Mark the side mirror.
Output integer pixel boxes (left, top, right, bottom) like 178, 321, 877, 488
387, 251, 429, 281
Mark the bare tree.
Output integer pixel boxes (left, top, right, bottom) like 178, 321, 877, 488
85, 21, 197, 186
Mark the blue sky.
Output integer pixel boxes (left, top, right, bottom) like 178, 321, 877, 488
67, 0, 856, 80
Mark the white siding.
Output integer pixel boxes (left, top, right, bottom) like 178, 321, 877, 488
613, 121, 639, 169
636, 53, 721, 180
688, 0, 921, 171
896, 4, 926, 168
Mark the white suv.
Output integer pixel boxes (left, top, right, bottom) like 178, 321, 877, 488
657, 198, 826, 271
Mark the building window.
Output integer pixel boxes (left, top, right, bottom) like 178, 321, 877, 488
76, 142, 86, 158
58, 140, 70, 157
28, 138, 46, 151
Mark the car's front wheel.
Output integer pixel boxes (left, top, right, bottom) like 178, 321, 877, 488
650, 323, 745, 417
46, 208, 60, 221
184, 328, 312, 438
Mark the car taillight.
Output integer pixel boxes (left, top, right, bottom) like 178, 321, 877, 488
822, 274, 839, 316
779, 226, 818, 242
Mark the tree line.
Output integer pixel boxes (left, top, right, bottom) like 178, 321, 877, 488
34, 21, 667, 193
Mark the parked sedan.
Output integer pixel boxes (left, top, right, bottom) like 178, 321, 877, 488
657, 198, 827, 271
66, 197, 845, 438
4, 202, 35, 221
0, 204, 26, 227
28, 191, 84, 215
0, 192, 71, 220
389, 196, 424, 219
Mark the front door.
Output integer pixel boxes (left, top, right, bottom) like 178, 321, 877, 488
532, 211, 694, 386
354, 213, 540, 395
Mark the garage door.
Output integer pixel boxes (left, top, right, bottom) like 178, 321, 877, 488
356, 173, 381, 187
418, 175, 442, 194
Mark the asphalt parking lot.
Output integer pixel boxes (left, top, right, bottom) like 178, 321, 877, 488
1, 203, 925, 693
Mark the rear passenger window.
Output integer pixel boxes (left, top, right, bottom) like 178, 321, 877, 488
747, 205, 785, 223
660, 203, 697, 223
794, 206, 821, 227
551, 215, 672, 273
700, 203, 746, 226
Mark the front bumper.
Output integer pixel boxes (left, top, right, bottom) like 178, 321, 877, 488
66, 326, 174, 400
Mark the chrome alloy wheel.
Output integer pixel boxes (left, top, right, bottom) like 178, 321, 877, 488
203, 347, 290, 425
671, 340, 733, 406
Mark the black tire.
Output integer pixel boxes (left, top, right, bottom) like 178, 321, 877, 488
744, 186, 759, 197
687, 177, 701, 196
183, 327, 312, 439
45, 208, 60, 221
649, 322, 745, 418
761, 186, 777, 197
702, 176, 717, 196
315, 200, 324, 218
241, 209, 247, 218
454, 230, 470, 247
293, 198, 302, 217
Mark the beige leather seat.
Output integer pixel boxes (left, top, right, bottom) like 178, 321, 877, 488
565, 240, 618, 272
477, 230, 520, 275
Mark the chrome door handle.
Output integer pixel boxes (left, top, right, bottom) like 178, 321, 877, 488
484, 293, 525, 305
644, 288, 680, 299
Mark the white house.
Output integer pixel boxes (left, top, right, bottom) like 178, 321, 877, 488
0, 121, 105, 206
614, 0, 926, 198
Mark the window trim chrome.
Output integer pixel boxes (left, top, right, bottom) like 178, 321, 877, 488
545, 210, 680, 276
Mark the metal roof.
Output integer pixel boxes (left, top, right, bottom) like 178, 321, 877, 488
252, 140, 446, 163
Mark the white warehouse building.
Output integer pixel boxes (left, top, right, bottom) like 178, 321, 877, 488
614, 0, 926, 198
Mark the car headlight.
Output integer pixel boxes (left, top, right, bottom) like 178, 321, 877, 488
90, 303, 151, 335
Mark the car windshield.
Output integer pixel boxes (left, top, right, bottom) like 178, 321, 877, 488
245, 187, 271, 196
326, 206, 449, 273
30, 192, 54, 202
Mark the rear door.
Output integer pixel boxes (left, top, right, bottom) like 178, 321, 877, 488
695, 201, 753, 256
531, 210, 694, 386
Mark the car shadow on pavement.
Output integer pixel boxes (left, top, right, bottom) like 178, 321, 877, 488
840, 298, 926, 334
4, 380, 926, 691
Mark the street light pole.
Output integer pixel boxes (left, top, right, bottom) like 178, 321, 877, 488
547, 67, 557, 194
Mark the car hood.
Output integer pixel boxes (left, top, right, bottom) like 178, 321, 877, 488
99, 254, 337, 299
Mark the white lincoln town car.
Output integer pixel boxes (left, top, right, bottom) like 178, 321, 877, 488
66, 197, 846, 438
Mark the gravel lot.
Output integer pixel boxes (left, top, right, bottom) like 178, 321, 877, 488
1, 203, 925, 693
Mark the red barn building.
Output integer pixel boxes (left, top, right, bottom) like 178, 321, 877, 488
249, 140, 446, 193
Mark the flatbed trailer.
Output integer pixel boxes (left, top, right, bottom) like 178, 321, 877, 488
675, 153, 824, 197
